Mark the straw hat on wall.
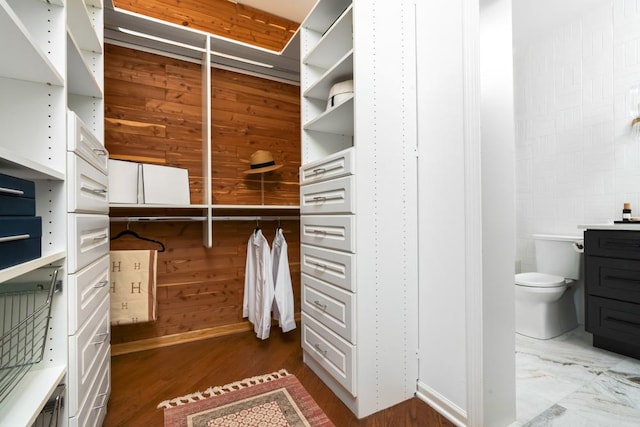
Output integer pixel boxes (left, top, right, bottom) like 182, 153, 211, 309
243, 150, 283, 174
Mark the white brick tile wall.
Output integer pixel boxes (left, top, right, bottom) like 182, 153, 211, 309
515, 0, 640, 272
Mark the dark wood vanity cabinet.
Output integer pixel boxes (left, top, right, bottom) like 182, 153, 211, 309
584, 229, 640, 359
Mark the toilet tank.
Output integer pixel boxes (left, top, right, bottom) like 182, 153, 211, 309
533, 234, 583, 280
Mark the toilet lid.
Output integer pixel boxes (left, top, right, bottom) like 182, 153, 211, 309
515, 272, 565, 288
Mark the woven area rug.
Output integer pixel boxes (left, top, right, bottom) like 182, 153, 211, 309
159, 369, 335, 427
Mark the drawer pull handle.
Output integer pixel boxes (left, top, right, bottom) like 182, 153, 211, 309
92, 332, 110, 345
95, 280, 109, 288
604, 275, 640, 285
312, 168, 326, 175
309, 261, 328, 270
81, 184, 107, 195
312, 229, 343, 237
310, 195, 343, 203
0, 186, 24, 196
0, 234, 30, 243
93, 234, 108, 241
605, 316, 640, 329
314, 343, 328, 357
313, 300, 327, 311
92, 148, 108, 156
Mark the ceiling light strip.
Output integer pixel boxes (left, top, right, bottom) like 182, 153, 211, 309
117, 27, 207, 52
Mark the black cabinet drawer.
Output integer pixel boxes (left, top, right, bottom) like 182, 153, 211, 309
586, 296, 640, 359
586, 256, 640, 304
586, 296, 640, 342
0, 173, 36, 216
0, 216, 42, 269
585, 230, 640, 260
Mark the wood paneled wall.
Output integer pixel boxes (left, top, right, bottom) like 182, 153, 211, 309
105, 44, 301, 350
113, 0, 299, 51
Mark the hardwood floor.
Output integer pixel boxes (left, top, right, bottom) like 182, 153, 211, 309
104, 328, 455, 426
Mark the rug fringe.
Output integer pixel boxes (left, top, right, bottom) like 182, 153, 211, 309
157, 369, 290, 409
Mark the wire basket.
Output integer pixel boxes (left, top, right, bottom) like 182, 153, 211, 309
32, 384, 65, 427
0, 269, 60, 404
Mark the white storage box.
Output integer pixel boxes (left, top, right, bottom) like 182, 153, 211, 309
141, 163, 190, 205
108, 159, 142, 204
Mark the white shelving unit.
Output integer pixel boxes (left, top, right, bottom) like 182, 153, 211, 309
0, 0, 106, 425
0, 0, 67, 423
299, 0, 419, 419
66, 1, 109, 425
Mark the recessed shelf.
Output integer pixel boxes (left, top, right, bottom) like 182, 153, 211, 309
303, 95, 354, 135
0, 251, 65, 286
67, 32, 102, 97
303, 5, 352, 70
67, 0, 102, 53
0, 365, 66, 427
0, 147, 65, 181
304, 49, 353, 101
303, 0, 352, 34
0, 1, 64, 86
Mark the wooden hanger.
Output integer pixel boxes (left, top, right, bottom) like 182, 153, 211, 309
110, 227, 166, 252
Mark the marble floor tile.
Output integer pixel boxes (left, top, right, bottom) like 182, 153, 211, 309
515, 326, 640, 426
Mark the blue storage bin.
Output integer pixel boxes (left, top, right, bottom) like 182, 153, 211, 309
0, 173, 36, 216
0, 216, 42, 269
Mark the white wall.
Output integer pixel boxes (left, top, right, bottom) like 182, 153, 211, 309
480, 0, 516, 425
515, 0, 640, 270
514, 0, 640, 324
416, 1, 468, 423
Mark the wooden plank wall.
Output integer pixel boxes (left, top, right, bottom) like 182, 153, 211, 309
105, 43, 301, 350
113, 0, 299, 51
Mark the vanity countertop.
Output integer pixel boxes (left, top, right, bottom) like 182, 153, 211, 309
578, 223, 640, 231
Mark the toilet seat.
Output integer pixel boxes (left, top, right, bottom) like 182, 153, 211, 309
515, 272, 565, 288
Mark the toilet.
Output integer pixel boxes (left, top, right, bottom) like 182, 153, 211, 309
515, 234, 583, 340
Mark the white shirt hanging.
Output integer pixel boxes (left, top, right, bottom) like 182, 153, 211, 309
271, 227, 296, 333
243, 229, 274, 340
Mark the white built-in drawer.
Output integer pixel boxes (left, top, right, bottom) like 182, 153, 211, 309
69, 344, 110, 427
67, 111, 108, 174
301, 244, 355, 292
302, 313, 356, 396
300, 215, 355, 253
67, 153, 108, 214
67, 214, 109, 274
302, 273, 355, 343
68, 254, 110, 335
300, 148, 354, 185
300, 176, 354, 215
68, 295, 110, 416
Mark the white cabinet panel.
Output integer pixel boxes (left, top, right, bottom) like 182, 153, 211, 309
300, 214, 355, 253
301, 244, 355, 292
67, 254, 109, 335
67, 112, 107, 173
67, 153, 108, 213
68, 295, 110, 416
302, 273, 355, 343
67, 214, 109, 274
302, 313, 356, 396
69, 345, 110, 427
300, 175, 354, 215
300, 147, 354, 185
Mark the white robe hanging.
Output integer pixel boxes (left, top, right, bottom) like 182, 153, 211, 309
271, 228, 296, 333
243, 229, 274, 340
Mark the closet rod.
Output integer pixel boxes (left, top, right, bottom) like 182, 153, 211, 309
109, 216, 300, 222
110, 216, 207, 222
